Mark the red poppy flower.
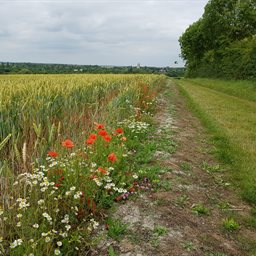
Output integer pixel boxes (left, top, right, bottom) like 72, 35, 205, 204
98, 167, 107, 174
94, 122, 104, 129
59, 176, 65, 182
61, 139, 74, 148
115, 128, 123, 134
108, 153, 117, 163
129, 187, 135, 193
55, 183, 61, 188
120, 136, 127, 141
89, 133, 97, 140
115, 195, 123, 202
47, 151, 58, 157
103, 135, 112, 142
86, 138, 95, 145
98, 130, 108, 136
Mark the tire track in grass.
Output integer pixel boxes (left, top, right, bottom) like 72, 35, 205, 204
177, 80, 256, 204
184, 79, 256, 104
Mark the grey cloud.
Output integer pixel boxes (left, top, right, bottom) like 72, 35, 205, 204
0, 0, 208, 66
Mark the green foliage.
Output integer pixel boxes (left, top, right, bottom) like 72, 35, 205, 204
218, 202, 231, 211
222, 218, 240, 231
179, 0, 256, 80
251, 207, 256, 216
18, 68, 32, 74
221, 37, 256, 80
108, 246, 118, 256
182, 241, 196, 251
107, 219, 128, 241
153, 226, 168, 236
159, 180, 172, 191
242, 185, 256, 205
244, 216, 256, 228
192, 203, 210, 215
150, 225, 168, 248
201, 161, 222, 173
176, 194, 189, 207
180, 162, 191, 172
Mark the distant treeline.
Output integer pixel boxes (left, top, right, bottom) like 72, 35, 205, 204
0, 62, 185, 77
179, 0, 256, 80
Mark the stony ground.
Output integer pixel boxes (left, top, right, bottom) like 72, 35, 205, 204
91, 80, 256, 256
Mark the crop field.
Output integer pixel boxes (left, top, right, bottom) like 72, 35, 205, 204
0, 74, 165, 170
0, 74, 167, 255
177, 78, 256, 204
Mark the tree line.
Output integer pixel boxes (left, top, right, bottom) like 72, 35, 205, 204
0, 62, 185, 77
179, 0, 256, 80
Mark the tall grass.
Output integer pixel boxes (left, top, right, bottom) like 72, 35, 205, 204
177, 79, 256, 204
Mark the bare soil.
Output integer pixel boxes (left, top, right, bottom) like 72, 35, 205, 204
92, 80, 256, 256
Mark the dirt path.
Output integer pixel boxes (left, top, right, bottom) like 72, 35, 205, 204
93, 80, 256, 256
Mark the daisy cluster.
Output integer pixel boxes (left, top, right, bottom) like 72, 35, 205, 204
120, 118, 150, 134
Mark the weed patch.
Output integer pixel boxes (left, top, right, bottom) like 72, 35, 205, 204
222, 218, 240, 231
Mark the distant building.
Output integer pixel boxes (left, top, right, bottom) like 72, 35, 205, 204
137, 63, 140, 69
159, 68, 167, 74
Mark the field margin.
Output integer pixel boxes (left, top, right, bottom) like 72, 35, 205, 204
175, 79, 256, 205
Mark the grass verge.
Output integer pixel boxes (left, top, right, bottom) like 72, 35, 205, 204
185, 78, 256, 103
176, 79, 256, 205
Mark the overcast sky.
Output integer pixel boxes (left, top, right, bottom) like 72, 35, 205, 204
0, 0, 208, 67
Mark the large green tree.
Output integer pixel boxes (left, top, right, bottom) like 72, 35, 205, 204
179, 0, 256, 79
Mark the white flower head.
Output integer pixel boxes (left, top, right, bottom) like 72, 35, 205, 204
33, 223, 39, 229
65, 191, 71, 196
54, 249, 61, 255
31, 242, 38, 249
65, 225, 71, 231
10, 239, 23, 248
57, 241, 62, 246
38, 199, 45, 205
45, 237, 51, 243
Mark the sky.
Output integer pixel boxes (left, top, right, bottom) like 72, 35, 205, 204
0, 0, 208, 67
